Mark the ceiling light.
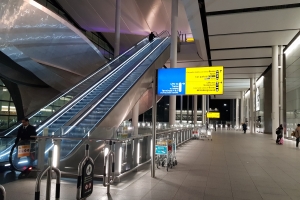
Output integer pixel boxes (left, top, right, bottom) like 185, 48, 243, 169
284, 34, 300, 56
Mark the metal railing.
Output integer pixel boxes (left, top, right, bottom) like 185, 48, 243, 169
35, 151, 61, 200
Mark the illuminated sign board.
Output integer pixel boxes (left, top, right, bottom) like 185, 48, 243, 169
207, 112, 220, 119
157, 66, 224, 95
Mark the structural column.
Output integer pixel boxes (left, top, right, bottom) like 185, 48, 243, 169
169, 0, 178, 126
279, 45, 284, 127
206, 95, 210, 124
236, 98, 239, 129
132, 103, 139, 135
193, 95, 197, 125
114, 0, 121, 57
272, 45, 279, 140
202, 95, 206, 125
241, 91, 245, 124
250, 79, 254, 133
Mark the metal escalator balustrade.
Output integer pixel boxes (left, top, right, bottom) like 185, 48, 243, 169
0, 37, 150, 162
60, 32, 171, 158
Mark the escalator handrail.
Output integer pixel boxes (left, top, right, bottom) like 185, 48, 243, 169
1, 36, 149, 137
71, 34, 169, 129
61, 35, 171, 158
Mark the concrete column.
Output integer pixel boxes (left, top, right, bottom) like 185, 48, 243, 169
250, 79, 254, 133
193, 95, 197, 125
272, 45, 279, 140
246, 97, 249, 123
253, 80, 257, 133
279, 45, 284, 126
169, 0, 178, 126
236, 98, 239, 129
241, 92, 245, 124
114, 0, 121, 57
202, 95, 206, 125
132, 102, 139, 135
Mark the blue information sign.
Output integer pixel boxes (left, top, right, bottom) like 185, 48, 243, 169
157, 68, 186, 95
155, 146, 168, 155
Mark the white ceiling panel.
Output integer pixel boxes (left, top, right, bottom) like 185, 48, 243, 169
207, 8, 300, 35
205, 0, 300, 12
211, 48, 272, 59
209, 30, 298, 49
212, 59, 271, 68
225, 73, 261, 79
224, 67, 266, 74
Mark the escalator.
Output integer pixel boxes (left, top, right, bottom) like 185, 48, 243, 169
4, 31, 171, 172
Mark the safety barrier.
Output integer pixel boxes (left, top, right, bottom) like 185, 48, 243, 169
35, 151, 61, 200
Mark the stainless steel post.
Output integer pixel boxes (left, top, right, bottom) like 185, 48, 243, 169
180, 95, 183, 123
46, 151, 53, 200
151, 73, 157, 178
0, 185, 5, 200
37, 138, 46, 170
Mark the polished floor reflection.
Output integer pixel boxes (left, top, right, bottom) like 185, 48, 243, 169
3, 129, 300, 200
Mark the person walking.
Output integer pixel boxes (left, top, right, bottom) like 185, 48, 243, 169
275, 124, 283, 144
294, 124, 300, 147
242, 123, 247, 134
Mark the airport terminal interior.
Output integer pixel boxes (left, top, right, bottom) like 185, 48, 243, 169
1, 0, 300, 199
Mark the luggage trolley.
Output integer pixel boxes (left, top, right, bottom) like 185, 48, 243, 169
192, 128, 200, 139
155, 138, 177, 171
199, 127, 213, 141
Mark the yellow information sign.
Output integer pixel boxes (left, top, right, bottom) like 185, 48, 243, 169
185, 66, 224, 95
207, 112, 220, 119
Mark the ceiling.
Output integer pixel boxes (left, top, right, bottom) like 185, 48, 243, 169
54, 0, 300, 99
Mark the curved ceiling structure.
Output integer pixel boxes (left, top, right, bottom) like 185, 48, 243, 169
55, 0, 300, 99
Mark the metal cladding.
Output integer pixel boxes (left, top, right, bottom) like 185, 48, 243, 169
0, 0, 107, 92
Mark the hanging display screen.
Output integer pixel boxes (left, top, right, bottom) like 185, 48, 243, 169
157, 66, 224, 95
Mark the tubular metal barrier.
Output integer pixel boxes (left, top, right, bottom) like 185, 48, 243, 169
0, 185, 5, 200
35, 151, 61, 200
76, 144, 94, 200
103, 140, 115, 194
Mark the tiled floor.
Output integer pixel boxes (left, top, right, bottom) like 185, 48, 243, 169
3, 130, 300, 199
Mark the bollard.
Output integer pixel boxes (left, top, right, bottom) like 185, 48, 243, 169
35, 150, 61, 200
0, 185, 5, 200
103, 141, 115, 194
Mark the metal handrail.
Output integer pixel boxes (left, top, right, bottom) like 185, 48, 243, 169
0, 185, 5, 200
30, 127, 192, 143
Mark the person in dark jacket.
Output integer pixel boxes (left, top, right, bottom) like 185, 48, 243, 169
15, 118, 37, 145
242, 123, 247, 134
276, 124, 283, 144
149, 32, 155, 42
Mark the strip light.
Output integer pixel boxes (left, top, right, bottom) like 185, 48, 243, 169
284, 34, 300, 56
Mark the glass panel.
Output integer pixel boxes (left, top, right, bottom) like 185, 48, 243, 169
0, 101, 9, 115
0, 87, 10, 101
0, 116, 8, 130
